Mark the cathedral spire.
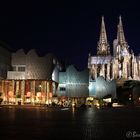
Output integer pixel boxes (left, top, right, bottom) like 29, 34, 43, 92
97, 16, 110, 56
117, 16, 127, 45
99, 16, 107, 44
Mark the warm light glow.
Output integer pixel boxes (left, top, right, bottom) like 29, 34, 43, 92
36, 98, 40, 103
8, 91, 14, 97
96, 103, 100, 107
41, 93, 45, 97
86, 97, 94, 101
8, 97, 15, 103
46, 100, 49, 104
49, 92, 52, 98
27, 92, 31, 97
26, 98, 31, 103
3, 96, 6, 101
112, 103, 124, 107
31, 98, 34, 103
103, 98, 111, 103
37, 92, 41, 97
52, 97, 58, 104
72, 103, 75, 107
47, 99, 52, 104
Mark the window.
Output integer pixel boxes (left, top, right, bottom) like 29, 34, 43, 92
60, 87, 66, 91
12, 66, 16, 71
18, 67, 25, 72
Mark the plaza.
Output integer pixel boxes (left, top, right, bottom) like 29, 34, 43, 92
0, 105, 140, 140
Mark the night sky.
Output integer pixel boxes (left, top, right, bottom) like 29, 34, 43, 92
0, 1, 140, 70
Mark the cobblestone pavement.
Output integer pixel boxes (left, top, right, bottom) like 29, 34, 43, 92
0, 106, 140, 140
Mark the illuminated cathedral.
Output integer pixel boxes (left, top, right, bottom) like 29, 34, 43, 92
88, 16, 140, 81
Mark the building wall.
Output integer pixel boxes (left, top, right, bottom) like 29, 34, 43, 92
0, 79, 57, 105
89, 76, 116, 99
7, 49, 60, 81
57, 65, 89, 98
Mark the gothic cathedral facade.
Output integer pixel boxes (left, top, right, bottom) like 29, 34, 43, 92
88, 16, 140, 81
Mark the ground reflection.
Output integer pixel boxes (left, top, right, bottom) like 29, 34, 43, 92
0, 106, 140, 140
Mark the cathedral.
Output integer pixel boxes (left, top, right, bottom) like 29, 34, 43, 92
88, 16, 140, 81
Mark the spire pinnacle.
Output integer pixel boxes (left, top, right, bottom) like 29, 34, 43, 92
102, 16, 104, 22
117, 16, 126, 45
119, 15, 122, 23
97, 16, 110, 56
99, 16, 107, 44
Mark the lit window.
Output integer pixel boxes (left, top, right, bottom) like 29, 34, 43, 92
60, 87, 66, 91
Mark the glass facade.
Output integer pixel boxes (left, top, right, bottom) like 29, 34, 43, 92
57, 65, 89, 98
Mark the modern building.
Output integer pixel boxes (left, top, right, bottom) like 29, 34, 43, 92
7, 49, 59, 80
0, 49, 60, 104
57, 65, 89, 106
89, 76, 116, 99
88, 16, 140, 81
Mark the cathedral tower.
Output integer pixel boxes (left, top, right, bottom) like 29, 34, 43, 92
117, 16, 127, 47
97, 16, 110, 56
114, 16, 130, 59
116, 16, 131, 79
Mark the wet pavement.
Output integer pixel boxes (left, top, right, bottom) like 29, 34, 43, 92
0, 106, 140, 140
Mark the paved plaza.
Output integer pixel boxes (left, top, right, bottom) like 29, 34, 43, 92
0, 106, 140, 140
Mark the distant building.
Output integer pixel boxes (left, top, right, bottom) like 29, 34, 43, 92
0, 49, 61, 105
